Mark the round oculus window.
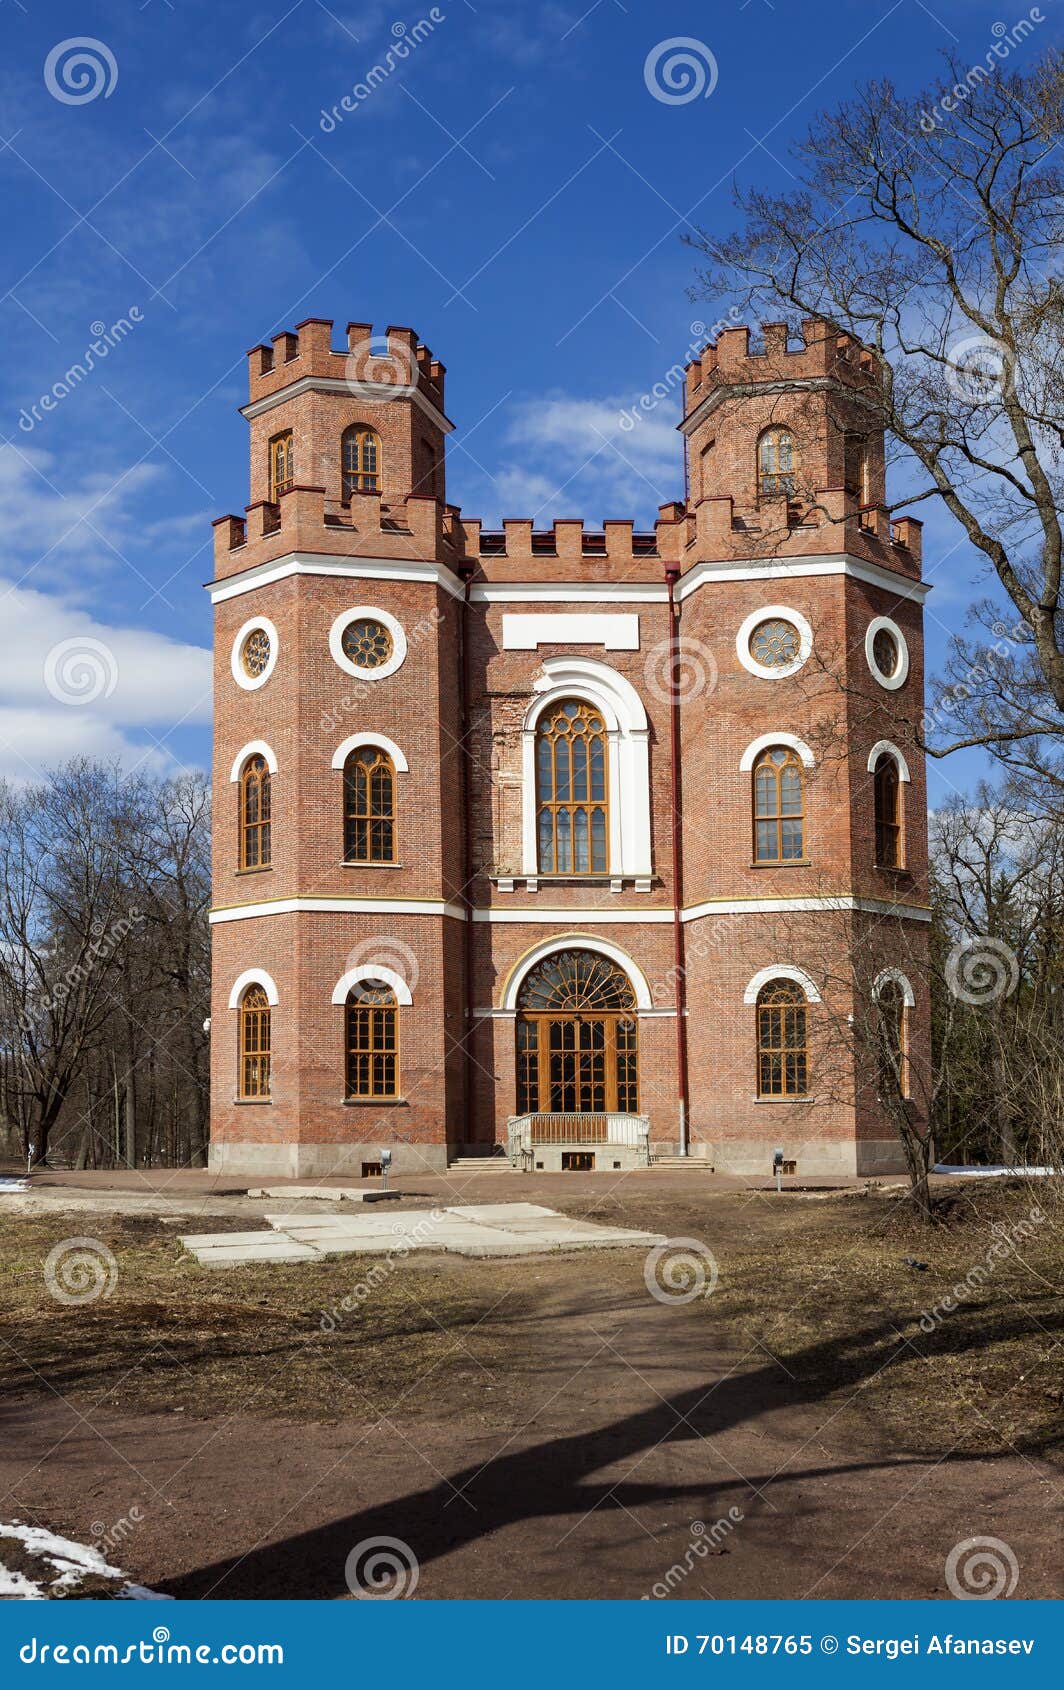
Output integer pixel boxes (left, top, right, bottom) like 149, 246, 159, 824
241, 627, 272, 679
872, 627, 900, 678
749, 617, 801, 669
340, 618, 394, 670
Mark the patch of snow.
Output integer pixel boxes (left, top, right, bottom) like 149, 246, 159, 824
0, 1522, 168, 1601
0, 1179, 27, 1193
934, 1164, 1059, 1178
0, 1566, 42, 1598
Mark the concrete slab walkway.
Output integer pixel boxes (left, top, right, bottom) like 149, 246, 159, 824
179, 1203, 666, 1267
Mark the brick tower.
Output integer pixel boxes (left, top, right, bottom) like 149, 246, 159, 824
208, 316, 928, 1178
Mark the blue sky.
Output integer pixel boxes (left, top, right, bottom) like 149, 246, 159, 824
0, 0, 1050, 799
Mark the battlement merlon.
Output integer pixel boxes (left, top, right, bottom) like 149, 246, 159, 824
682, 319, 882, 422
243, 318, 451, 428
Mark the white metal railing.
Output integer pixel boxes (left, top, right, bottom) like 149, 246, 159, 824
507, 1112, 651, 1167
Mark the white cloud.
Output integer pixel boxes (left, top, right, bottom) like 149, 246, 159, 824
0, 443, 162, 588
468, 391, 684, 525
0, 578, 211, 783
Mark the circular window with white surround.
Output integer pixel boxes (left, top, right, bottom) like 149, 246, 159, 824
865, 615, 910, 690
736, 605, 813, 680
329, 606, 407, 681
231, 616, 279, 691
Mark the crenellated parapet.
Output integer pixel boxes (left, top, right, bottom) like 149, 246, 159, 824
246, 318, 447, 414
684, 318, 881, 415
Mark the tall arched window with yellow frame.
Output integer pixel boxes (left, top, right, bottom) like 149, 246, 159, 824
342, 425, 382, 498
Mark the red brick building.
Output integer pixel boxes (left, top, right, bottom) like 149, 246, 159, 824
207, 316, 929, 1177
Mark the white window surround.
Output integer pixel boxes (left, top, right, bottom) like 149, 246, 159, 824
331, 732, 409, 772
867, 740, 911, 782
499, 933, 653, 1012
331, 964, 413, 1006
502, 613, 640, 651
229, 740, 278, 782
865, 615, 910, 690
873, 967, 915, 1007
230, 616, 279, 691
743, 964, 822, 1004
739, 732, 815, 772
329, 606, 408, 681
521, 657, 652, 880
227, 967, 279, 1008
736, 605, 814, 680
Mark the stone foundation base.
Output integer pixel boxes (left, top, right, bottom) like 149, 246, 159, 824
521, 1144, 647, 1173
208, 1141, 451, 1178
683, 1137, 907, 1178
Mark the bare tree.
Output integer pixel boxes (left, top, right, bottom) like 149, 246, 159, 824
687, 49, 1064, 769
0, 763, 211, 1171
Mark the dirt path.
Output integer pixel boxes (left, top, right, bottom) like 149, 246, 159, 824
1, 1271, 1058, 1600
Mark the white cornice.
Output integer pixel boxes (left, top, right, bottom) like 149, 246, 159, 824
207, 550, 465, 604
208, 893, 931, 925
209, 895, 467, 923
674, 553, 930, 604
240, 374, 454, 434
207, 549, 927, 607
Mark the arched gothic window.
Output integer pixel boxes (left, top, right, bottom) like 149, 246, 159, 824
876, 978, 909, 1100
269, 431, 293, 500
753, 745, 805, 862
239, 985, 271, 1099
343, 746, 395, 863
515, 948, 638, 1115
535, 699, 608, 874
758, 427, 797, 498
756, 979, 809, 1097
240, 754, 271, 870
346, 981, 398, 1099
342, 425, 382, 498
874, 752, 903, 867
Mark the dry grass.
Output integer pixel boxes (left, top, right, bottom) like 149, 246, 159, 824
0, 1182, 1061, 1458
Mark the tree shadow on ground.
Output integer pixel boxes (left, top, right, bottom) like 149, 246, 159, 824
159, 1303, 1064, 1598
